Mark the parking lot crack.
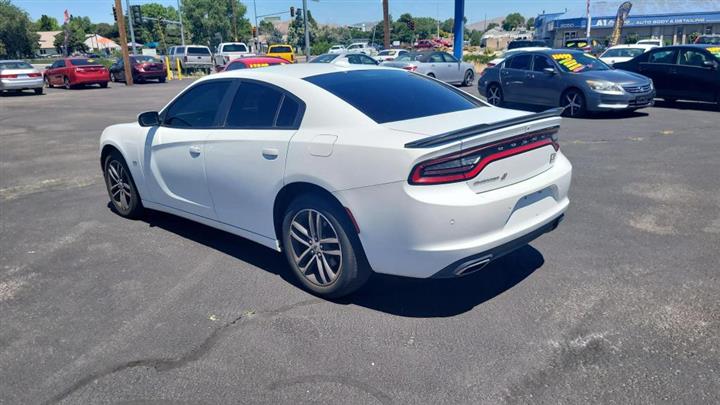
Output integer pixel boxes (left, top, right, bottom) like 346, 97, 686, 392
46, 298, 323, 404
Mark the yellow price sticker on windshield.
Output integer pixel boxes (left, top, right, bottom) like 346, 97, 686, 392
708, 47, 720, 57
551, 53, 584, 72
249, 63, 270, 68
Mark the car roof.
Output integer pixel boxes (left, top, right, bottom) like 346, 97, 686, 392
606, 44, 654, 49
231, 56, 288, 64
211, 62, 389, 81
268, 44, 291, 47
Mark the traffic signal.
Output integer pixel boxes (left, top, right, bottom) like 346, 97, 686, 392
130, 5, 143, 24
112, 6, 117, 22
290, 6, 295, 17
407, 19, 415, 31
252, 26, 257, 37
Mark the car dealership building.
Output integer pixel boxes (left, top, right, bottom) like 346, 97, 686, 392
535, 0, 720, 47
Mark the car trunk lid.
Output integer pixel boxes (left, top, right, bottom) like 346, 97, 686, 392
389, 107, 563, 192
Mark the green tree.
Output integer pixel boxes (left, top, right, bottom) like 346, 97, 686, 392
94, 23, 118, 40
469, 29, 482, 46
484, 22, 499, 33
287, 9, 318, 53
526, 17, 536, 30
53, 16, 88, 55
0, 0, 39, 57
182, 0, 251, 48
259, 19, 283, 44
502, 13, 525, 31
35, 14, 61, 31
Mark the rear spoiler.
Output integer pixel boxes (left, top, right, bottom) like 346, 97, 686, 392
404, 107, 563, 149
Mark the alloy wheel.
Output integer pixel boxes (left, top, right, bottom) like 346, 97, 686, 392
464, 71, 474, 86
563, 92, 584, 117
487, 86, 502, 105
107, 159, 132, 212
288, 209, 343, 286
64, 77, 71, 90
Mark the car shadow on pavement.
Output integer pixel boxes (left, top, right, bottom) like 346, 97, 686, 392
132, 208, 545, 318
653, 100, 719, 112
500, 101, 649, 120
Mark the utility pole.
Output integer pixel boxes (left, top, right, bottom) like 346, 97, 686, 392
177, 0, 186, 46
586, 0, 591, 40
114, 0, 133, 85
231, 0, 238, 41
302, 0, 310, 58
382, 0, 390, 49
127, 0, 137, 55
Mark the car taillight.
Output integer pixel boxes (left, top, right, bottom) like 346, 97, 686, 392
386, 57, 394, 61
0, 74, 18, 78
28, 73, 41, 77
402, 65, 417, 72
75, 67, 86, 72
486, 62, 495, 68
408, 126, 560, 185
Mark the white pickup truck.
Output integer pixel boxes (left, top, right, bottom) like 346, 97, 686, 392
213, 42, 254, 68
345, 42, 378, 56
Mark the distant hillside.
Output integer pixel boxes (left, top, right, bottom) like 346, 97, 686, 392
467, 16, 506, 31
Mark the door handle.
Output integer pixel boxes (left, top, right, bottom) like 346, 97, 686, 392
189, 145, 201, 156
262, 148, 279, 160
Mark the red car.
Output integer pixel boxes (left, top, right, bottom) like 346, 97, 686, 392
221, 56, 290, 72
44, 58, 110, 89
109, 55, 166, 83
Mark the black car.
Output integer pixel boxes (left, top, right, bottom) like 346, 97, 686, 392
614, 45, 719, 105
507, 40, 548, 50
109, 55, 167, 83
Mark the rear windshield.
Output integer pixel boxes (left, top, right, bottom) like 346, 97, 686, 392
310, 54, 339, 63
0, 61, 33, 69
69, 59, 100, 66
395, 53, 429, 62
188, 47, 210, 55
270, 46, 292, 53
601, 48, 645, 58
222, 44, 248, 52
131, 55, 160, 63
305, 70, 484, 124
508, 40, 546, 49
225, 62, 247, 71
698, 36, 720, 44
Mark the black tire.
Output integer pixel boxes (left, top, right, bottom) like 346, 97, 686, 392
663, 97, 677, 104
63, 76, 72, 90
159, 76, 166, 83
486, 83, 503, 106
45, 76, 53, 88
561, 89, 586, 117
462, 69, 474, 87
281, 194, 371, 298
427, 73, 436, 78
110, 72, 116, 82
34, 87, 43, 95
103, 151, 144, 219
99, 82, 108, 88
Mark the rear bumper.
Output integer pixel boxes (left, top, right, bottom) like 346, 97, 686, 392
586, 90, 656, 111
0, 77, 43, 90
335, 152, 572, 278
72, 74, 109, 85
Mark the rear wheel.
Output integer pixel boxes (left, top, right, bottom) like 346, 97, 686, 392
34, 87, 43, 95
486, 83, 503, 106
110, 72, 116, 82
99, 82, 108, 88
282, 195, 371, 298
103, 152, 144, 219
561, 89, 586, 117
63, 76, 72, 90
159, 76, 166, 83
462, 70, 474, 87
45, 76, 53, 88
427, 73, 435, 78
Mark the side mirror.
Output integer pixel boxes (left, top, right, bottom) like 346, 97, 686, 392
702, 60, 717, 69
138, 111, 160, 127
543, 67, 557, 75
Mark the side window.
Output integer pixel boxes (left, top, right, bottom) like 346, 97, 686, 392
49, 61, 58, 69
57, 60, 65, 68
347, 54, 363, 64
679, 49, 709, 67
276, 97, 301, 128
163, 81, 230, 128
359, 54, 378, 65
533, 55, 554, 72
648, 49, 677, 64
508, 54, 532, 70
429, 53, 444, 63
226, 81, 284, 128
442, 53, 458, 63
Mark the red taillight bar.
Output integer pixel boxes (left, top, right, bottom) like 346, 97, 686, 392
0, 74, 17, 79
409, 126, 560, 185
402, 65, 418, 72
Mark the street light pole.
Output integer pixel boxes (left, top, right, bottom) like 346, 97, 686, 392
126, 0, 137, 55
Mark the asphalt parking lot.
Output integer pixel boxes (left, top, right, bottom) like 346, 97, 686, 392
1, 80, 719, 404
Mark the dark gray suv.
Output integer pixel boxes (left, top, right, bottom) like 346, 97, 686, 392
478, 49, 655, 117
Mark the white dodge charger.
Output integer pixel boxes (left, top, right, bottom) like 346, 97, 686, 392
100, 64, 572, 298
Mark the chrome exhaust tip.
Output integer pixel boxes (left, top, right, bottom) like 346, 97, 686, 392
454, 256, 492, 277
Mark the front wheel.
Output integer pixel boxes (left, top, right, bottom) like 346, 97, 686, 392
561, 89, 586, 117
462, 70, 474, 87
63, 76, 72, 90
103, 152, 144, 219
99, 82, 108, 88
45, 76, 53, 88
158, 76, 166, 83
34, 87, 43, 95
282, 195, 371, 298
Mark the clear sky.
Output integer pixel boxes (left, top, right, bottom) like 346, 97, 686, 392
12, 0, 578, 26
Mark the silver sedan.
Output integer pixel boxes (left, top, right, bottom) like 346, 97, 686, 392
381, 51, 476, 86
0, 60, 44, 95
